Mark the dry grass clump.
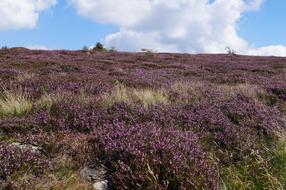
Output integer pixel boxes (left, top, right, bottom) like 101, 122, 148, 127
218, 83, 264, 100
37, 93, 61, 110
17, 72, 35, 82
33, 158, 92, 190
169, 81, 206, 105
170, 81, 205, 94
168, 82, 269, 106
132, 88, 168, 107
34, 175, 92, 190
0, 88, 33, 117
102, 83, 169, 108
36, 90, 91, 110
77, 89, 93, 105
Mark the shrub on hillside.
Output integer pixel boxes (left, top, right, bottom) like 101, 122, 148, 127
93, 42, 106, 51
1, 46, 9, 50
0, 142, 51, 188
89, 122, 219, 190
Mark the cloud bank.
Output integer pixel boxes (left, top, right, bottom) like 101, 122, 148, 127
0, 0, 57, 30
70, 0, 286, 56
26, 45, 50, 50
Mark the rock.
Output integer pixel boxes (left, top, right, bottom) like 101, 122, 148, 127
93, 180, 108, 190
0, 179, 9, 190
80, 166, 109, 190
80, 166, 107, 182
80, 167, 99, 182
10, 142, 41, 153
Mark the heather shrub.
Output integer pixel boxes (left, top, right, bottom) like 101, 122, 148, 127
0, 49, 285, 189
0, 142, 51, 188
89, 122, 219, 190
0, 116, 33, 136
220, 96, 284, 137
0, 68, 20, 81
0, 88, 33, 117
268, 83, 286, 100
173, 95, 286, 171
17, 131, 89, 161
46, 102, 105, 132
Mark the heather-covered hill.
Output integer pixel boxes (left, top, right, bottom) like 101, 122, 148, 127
0, 48, 285, 189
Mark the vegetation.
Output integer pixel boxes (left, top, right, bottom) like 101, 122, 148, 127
0, 88, 33, 117
1, 46, 9, 50
82, 46, 89, 52
109, 46, 117, 52
101, 83, 169, 108
93, 42, 106, 51
225, 46, 236, 55
0, 48, 285, 189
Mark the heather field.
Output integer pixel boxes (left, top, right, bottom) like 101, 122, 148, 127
0, 48, 286, 190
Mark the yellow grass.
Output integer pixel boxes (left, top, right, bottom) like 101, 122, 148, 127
17, 72, 35, 82
102, 83, 169, 108
0, 88, 33, 117
218, 83, 264, 100
169, 81, 206, 105
37, 93, 60, 110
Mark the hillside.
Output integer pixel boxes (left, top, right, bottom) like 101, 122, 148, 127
0, 48, 285, 189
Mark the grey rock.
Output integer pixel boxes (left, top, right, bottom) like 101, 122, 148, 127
10, 142, 41, 153
0, 179, 9, 190
93, 180, 108, 190
80, 166, 107, 182
80, 166, 109, 190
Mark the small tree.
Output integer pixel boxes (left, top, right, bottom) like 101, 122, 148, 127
109, 46, 117, 52
225, 47, 236, 55
141, 48, 157, 57
141, 48, 157, 54
82, 46, 89, 52
93, 42, 106, 51
1, 46, 8, 50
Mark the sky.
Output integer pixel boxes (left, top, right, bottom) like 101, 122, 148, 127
0, 0, 285, 56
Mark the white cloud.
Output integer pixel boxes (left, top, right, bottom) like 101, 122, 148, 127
71, 0, 286, 56
26, 45, 50, 50
244, 45, 286, 57
0, 0, 57, 30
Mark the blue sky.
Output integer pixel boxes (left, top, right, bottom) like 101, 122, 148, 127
0, 0, 285, 55
0, 0, 117, 49
239, 0, 286, 47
